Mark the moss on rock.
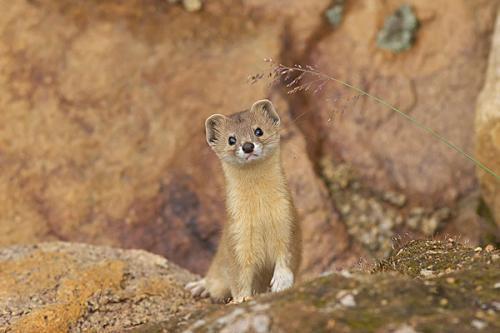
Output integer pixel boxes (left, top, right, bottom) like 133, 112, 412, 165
183, 240, 500, 333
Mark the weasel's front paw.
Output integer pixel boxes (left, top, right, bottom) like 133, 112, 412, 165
185, 278, 210, 298
271, 268, 294, 292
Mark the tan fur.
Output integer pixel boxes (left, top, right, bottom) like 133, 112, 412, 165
187, 100, 301, 302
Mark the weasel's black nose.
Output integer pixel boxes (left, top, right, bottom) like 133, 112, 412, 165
242, 142, 255, 154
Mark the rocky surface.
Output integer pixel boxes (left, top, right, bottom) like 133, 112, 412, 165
2, 240, 497, 333
0, 242, 201, 333
0, 0, 498, 282
320, 157, 450, 258
476, 8, 500, 228
182, 240, 500, 333
300, 0, 497, 208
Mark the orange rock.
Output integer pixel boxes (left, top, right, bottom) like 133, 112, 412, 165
0, 242, 197, 332
305, 0, 497, 208
0, 0, 353, 277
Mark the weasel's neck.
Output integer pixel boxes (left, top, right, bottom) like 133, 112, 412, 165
221, 149, 287, 196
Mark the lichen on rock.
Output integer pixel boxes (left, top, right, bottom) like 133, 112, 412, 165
377, 4, 419, 52
0, 243, 201, 333
325, 0, 345, 27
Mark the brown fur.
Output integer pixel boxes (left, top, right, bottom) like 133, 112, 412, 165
187, 100, 301, 302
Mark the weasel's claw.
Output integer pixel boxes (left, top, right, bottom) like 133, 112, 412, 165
185, 279, 209, 298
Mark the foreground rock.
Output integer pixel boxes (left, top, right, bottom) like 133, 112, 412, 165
0, 242, 200, 333
476, 9, 500, 227
184, 240, 500, 333
1, 240, 498, 332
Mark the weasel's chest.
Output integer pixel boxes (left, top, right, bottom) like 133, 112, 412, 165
226, 190, 291, 264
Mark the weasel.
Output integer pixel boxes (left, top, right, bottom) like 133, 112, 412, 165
186, 99, 301, 302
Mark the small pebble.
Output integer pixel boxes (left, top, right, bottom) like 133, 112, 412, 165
393, 324, 418, 333
420, 269, 434, 277
338, 293, 356, 307
340, 270, 353, 278
446, 277, 456, 284
491, 302, 500, 311
471, 319, 487, 330
182, 0, 202, 12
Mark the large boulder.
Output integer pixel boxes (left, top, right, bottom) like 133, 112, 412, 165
476, 9, 500, 227
0, 242, 199, 333
302, 0, 497, 207
0, 0, 353, 277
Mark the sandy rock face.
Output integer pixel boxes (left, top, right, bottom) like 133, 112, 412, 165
476, 10, 500, 227
0, 242, 199, 333
301, 0, 497, 207
0, 0, 353, 276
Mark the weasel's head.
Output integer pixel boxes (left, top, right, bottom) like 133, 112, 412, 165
205, 99, 281, 166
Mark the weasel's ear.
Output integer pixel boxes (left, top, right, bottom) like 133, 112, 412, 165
250, 99, 280, 126
205, 114, 226, 146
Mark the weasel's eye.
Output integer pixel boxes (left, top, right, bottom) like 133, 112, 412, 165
228, 136, 237, 145
254, 127, 263, 137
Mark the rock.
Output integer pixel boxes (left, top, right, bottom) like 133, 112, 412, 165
393, 325, 419, 333
2, 240, 498, 332
307, 0, 497, 209
419, 269, 434, 278
0, 0, 354, 278
338, 293, 356, 307
183, 240, 500, 333
471, 319, 487, 331
274, 95, 353, 276
382, 191, 407, 207
475, 9, 500, 227
182, 0, 202, 12
0, 242, 199, 333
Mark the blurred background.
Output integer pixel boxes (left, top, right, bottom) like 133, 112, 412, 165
0, 0, 499, 278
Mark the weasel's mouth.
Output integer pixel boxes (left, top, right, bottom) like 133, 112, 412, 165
245, 153, 260, 161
